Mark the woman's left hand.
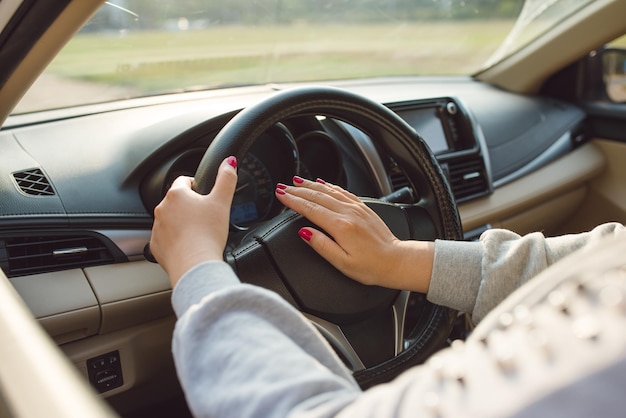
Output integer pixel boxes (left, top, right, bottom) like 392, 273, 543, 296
275, 177, 434, 292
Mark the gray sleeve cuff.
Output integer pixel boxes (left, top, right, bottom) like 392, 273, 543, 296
171, 260, 241, 318
427, 239, 482, 314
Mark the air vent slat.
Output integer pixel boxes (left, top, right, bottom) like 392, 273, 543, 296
388, 157, 412, 193
12, 169, 55, 196
1, 234, 117, 277
447, 158, 489, 202
390, 173, 411, 190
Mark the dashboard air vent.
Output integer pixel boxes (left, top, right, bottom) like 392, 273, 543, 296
389, 163, 411, 191
0, 234, 120, 277
387, 156, 489, 204
446, 158, 489, 202
12, 169, 55, 196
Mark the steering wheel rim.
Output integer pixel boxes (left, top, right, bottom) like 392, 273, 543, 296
194, 86, 462, 388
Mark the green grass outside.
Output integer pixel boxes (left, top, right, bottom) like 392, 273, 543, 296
47, 21, 515, 92
610, 34, 626, 48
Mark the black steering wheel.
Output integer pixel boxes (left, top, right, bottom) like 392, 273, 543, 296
194, 86, 462, 388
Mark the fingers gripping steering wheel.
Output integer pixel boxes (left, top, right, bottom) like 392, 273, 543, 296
194, 86, 462, 388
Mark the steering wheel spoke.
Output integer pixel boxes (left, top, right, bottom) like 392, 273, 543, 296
306, 290, 412, 372
305, 313, 367, 371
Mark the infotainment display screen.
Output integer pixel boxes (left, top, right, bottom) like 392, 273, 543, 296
396, 108, 449, 154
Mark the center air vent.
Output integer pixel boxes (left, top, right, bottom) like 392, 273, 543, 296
12, 168, 55, 196
388, 161, 411, 192
445, 158, 489, 202
0, 233, 125, 277
387, 156, 490, 204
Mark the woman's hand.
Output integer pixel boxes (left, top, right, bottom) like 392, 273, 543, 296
275, 177, 434, 293
150, 156, 238, 287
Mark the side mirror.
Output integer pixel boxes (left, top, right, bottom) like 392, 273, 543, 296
580, 46, 626, 103
602, 48, 626, 103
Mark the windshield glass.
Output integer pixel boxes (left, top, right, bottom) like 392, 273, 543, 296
13, 0, 593, 114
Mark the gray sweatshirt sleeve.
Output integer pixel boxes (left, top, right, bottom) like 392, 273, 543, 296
427, 222, 625, 322
171, 260, 362, 418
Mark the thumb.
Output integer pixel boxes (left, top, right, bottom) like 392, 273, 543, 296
208, 156, 238, 202
298, 227, 349, 272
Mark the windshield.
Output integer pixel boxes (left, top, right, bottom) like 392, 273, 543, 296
14, 0, 593, 114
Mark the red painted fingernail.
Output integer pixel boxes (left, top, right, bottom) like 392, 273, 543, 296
298, 228, 313, 242
316, 178, 326, 184
293, 176, 304, 184
276, 183, 287, 190
275, 188, 286, 195
227, 156, 237, 169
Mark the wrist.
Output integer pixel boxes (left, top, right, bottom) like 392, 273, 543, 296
388, 240, 434, 293
167, 246, 224, 288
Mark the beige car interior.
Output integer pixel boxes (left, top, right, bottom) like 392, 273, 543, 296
0, 0, 625, 417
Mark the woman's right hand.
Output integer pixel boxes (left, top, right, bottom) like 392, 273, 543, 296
150, 156, 238, 287
275, 177, 434, 293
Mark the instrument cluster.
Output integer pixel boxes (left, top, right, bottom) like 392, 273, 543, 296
158, 120, 345, 230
